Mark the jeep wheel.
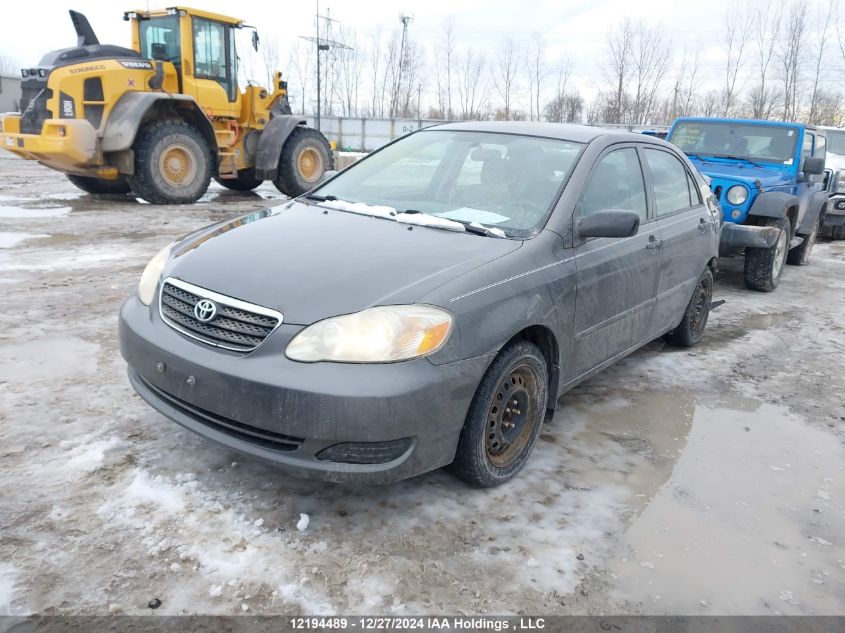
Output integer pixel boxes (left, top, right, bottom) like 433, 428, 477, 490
214, 169, 263, 192
743, 216, 791, 292
67, 175, 131, 195
273, 127, 333, 197
129, 121, 213, 205
666, 268, 713, 347
829, 225, 845, 240
786, 214, 819, 266
449, 341, 548, 488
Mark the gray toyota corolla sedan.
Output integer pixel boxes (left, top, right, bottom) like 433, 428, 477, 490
119, 122, 720, 487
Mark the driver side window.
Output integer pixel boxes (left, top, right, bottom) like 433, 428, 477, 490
581, 148, 647, 220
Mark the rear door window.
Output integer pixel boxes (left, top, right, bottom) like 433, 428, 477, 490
643, 148, 694, 217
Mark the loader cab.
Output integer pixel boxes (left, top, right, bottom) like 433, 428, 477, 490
127, 7, 243, 117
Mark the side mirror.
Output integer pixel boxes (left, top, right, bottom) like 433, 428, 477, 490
578, 209, 640, 239
802, 156, 825, 176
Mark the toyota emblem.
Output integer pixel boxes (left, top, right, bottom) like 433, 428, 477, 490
194, 299, 217, 322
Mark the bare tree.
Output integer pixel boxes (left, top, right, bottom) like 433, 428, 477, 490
807, 0, 835, 124
546, 54, 574, 122
492, 39, 520, 120
604, 18, 634, 123
0, 55, 18, 75
287, 40, 313, 115
779, 1, 808, 121
434, 17, 456, 119
721, 1, 753, 116
630, 22, 672, 124
456, 48, 487, 119
526, 32, 546, 121
748, 1, 783, 119
670, 44, 701, 120
260, 37, 280, 90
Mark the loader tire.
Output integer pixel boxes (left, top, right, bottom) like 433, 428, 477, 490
214, 169, 263, 192
67, 175, 131, 195
129, 121, 212, 205
273, 127, 333, 197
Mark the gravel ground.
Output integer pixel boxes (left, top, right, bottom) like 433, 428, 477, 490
1, 151, 844, 616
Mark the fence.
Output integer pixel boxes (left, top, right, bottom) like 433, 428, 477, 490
304, 115, 670, 152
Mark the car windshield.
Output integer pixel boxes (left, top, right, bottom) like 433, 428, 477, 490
312, 130, 584, 237
670, 121, 799, 165
827, 130, 845, 155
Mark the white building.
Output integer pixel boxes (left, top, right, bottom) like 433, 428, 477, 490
0, 74, 21, 113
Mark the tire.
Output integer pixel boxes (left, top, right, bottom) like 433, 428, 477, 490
743, 216, 791, 292
67, 174, 131, 195
272, 127, 333, 197
830, 225, 845, 240
666, 268, 713, 348
449, 341, 549, 488
214, 169, 263, 192
129, 120, 213, 205
786, 214, 819, 266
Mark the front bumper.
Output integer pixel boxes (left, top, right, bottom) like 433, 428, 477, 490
719, 221, 781, 253
119, 295, 492, 483
0, 114, 109, 175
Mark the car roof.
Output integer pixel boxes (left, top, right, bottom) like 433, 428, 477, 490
424, 121, 656, 145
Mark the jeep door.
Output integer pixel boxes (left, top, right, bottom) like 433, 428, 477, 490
569, 145, 662, 379
641, 147, 712, 331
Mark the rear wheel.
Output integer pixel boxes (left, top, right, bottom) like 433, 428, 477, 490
129, 120, 212, 205
67, 174, 131, 195
273, 127, 333, 197
666, 268, 713, 347
829, 225, 845, 240
449, 341, 548, 487
786, 213, 819, 266
743, 216, 791, 292
214, 169, 263, 192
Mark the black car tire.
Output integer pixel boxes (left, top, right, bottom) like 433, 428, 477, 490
828, 225, 845, 240
67, 174, 131, 195
666, 268, 713, 348
273, 127, 333, 197
450, 341, 549, 488
214, 169, 263, 192
129, 121, 213, 205
786, 214, 819, 266
743, 216, 791, 292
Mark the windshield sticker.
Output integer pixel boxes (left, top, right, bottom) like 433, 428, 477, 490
440, 207, 510, 224
787, 130, 794, 136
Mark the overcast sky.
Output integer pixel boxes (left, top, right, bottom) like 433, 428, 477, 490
1, 0, 839, 106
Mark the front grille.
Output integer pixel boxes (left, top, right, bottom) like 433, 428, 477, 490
137, 373, 303, 452
159, 278, 282, 352
19, 78, 52, 134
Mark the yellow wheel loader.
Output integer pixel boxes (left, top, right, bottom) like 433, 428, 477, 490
0, 7, 332, 204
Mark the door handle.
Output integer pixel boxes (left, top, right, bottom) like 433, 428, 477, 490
699, 217, 708, 233
646, 235, 662, 252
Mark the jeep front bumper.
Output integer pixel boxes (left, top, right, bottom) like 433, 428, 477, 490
719, 222, 781, 253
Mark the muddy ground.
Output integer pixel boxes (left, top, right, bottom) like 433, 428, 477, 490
1, 151, 844, 616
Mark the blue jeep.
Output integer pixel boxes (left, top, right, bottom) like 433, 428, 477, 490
667, 117, 828, 292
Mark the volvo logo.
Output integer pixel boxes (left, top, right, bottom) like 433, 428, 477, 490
194, 299, 218, 323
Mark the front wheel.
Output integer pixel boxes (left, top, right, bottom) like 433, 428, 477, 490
449, 341, 549, 487
666, 268, 713, 347
67, 174, 131, 195
273, 127, 333, 197
743, 216, 791, 292
129, 120, 213, 205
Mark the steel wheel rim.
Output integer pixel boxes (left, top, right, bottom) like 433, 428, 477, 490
690, 276, 711, 338
159, 144, 197, 187
772, 229, 787, 278
298, 147, 323, 182
485, 364, 540, 468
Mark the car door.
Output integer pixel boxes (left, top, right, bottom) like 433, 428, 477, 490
642, 147, 712, 332
569, 145, 662, 379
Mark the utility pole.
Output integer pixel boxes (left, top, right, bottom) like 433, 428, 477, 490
299, 2, 350, 131
391, 14, 413, 118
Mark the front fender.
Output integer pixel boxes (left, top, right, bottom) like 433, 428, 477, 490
100, 92, 204, 152
797, 191, 829, 234
254, 115, 307, 180
747, 191, 800, 220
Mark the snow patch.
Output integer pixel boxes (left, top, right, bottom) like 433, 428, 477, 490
0, 563, 18, 615
0, 232, 50, 249
66, 437, 122, 473
296, 514, 310, 532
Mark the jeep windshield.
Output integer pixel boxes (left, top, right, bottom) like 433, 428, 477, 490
827, 130, 845, 155
310, 130, 584, 238
670, 121, 799, 165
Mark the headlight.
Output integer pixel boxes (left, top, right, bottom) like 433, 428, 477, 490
726, 185, 748, 205
137, 243, 172, 305
836, 174, 845, 194
286, 305, 453, 363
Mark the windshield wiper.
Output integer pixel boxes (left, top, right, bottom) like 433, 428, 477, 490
401, 210, 506, 238
722, 155, 763, 168
303, 193, 337, 202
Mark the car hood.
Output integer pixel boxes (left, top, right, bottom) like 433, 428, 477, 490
688, 158, 791, 189
165, 201, 521, 325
